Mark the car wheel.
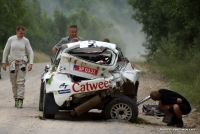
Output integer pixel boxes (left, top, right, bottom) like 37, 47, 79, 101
39, 80, 44, 111
43, 85, 58, 119
104, 95, 138, 123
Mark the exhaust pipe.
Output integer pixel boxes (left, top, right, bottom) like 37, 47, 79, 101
136, 95, 151, 106
71, 95, 102, 117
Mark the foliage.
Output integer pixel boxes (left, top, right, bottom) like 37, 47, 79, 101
0, 0, 26, 49
39, 0, 139, 53
59, 0, 133, 24
23, 0, 59, 56
34, 51, 51, 63
46, 75, 54, 85
129, 0, 200, 110
26, 0, 127, 55
129, 0, 200, 60
0, 0, 128, 56
128, 0, 169, 57
136, 117, 157, 125
149, 57, 200, 111
53, 9, 68, 38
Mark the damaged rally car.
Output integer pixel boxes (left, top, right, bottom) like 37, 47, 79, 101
39, 40, 140, 123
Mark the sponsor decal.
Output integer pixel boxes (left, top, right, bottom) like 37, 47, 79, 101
73, 65, 98, 75
58, 89, 71, 94
72, 80, 110, 93
59, 83, 68, 89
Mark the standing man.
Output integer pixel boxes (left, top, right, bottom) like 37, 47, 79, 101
52, 25, 84, 54
1, 25, 34, 108
150, 89, 191, 127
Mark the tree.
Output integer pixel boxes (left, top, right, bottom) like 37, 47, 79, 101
128, 0, 169, 56
23, 0, 59, 55
0, 0, 26, 49
54, 9, 68, 38
129, 0, 200, 60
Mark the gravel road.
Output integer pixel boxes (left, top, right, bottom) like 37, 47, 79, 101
0, 62, 199, 134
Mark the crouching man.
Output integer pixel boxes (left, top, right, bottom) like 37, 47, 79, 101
150, 89, 191, 127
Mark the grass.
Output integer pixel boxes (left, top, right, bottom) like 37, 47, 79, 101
147, 59, 200, 111
0, 50, 51, 63
136, 117, 158, 125
34, 51, 51, 63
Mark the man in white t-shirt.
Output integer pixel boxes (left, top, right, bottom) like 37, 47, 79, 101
1, 25, 34, 108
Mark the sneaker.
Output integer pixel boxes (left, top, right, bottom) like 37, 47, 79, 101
163, 115, 171, 123
167, 115, 178, 126
175, 119, 184, 128
17, 99, 23, 108
15, 98, 18, 107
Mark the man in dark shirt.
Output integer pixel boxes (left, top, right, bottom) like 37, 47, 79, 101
150, 89, 191, 127
52, 25, 83, 54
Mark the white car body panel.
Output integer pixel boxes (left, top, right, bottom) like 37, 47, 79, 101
122, 62, 140, 82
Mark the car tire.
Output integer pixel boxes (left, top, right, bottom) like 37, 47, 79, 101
104, 95, 138, 123
39, 80, 44, 111
43, 85, 59, 119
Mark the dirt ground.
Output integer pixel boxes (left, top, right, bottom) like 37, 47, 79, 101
0, 62, 199, 134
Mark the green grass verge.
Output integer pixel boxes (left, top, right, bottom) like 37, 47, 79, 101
136, 117, 158, 125
147, 59, 200, 111
34, 51, 51, 63
1, 50, 51, 63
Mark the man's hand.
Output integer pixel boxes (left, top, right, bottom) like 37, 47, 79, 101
177, 98, 182, 103
52, 47, 57, 54
162, 104, 173, 110
28, 64, 33, 71
2, 63, 6, 71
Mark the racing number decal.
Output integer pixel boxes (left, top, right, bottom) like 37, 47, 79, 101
73, 65, 98, 75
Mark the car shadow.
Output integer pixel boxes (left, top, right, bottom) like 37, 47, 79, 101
53, 110, 105, 122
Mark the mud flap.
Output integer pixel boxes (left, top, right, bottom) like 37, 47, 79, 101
43, 93, 59, 115
123, 81, 139, 101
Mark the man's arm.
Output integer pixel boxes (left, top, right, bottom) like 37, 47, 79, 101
52, 38, 69, 54
2, 38, 11, 71
25, 39, 34, 64
25, 39, 34, 71
78, 37, 84, 41
159, 101, 173, 110
163, 96, 181, 104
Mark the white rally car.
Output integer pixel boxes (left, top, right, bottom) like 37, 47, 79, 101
39, 40, 140, 122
